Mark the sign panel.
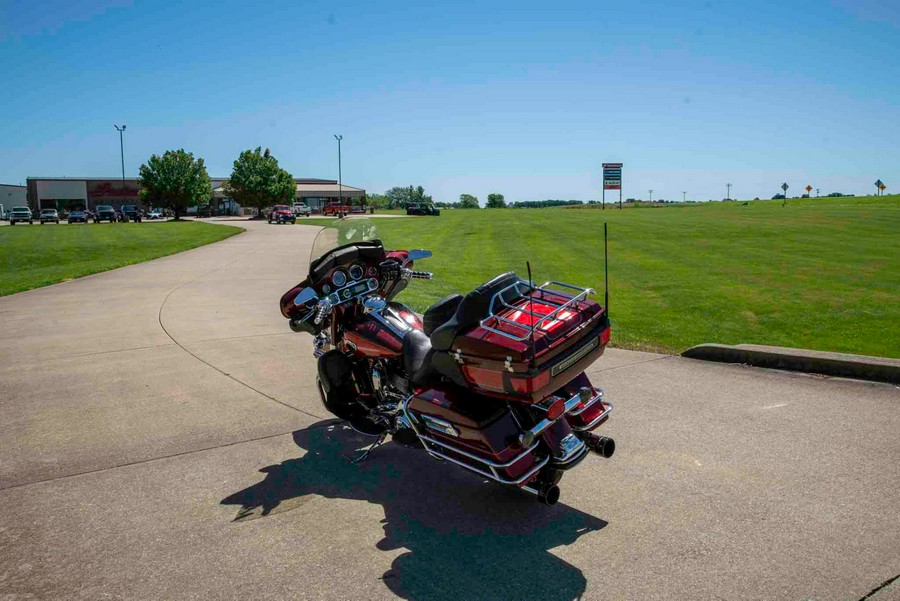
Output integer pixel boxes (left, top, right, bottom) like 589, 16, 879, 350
781, 182, 789, 191
805, 185, 812, 192
875, 179, 883, 187
602, 163, 622, 190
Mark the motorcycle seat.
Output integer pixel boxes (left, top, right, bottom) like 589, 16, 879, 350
403, 329, 435, 387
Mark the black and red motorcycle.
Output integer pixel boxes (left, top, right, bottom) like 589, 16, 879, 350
280, 224, 615, 505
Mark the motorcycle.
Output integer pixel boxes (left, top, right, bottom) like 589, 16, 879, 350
279, 222, 615, 505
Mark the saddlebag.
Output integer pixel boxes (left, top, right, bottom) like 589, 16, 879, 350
405, 387, 543, 486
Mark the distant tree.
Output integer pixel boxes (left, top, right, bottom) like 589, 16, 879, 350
485, 193, 506, 208
366, 193, 390, 209
458, 194, 480, 209
384, 185, 432, 209
509, 199, 584, 208
138, 149, 211, 220
224, 147, 295, 217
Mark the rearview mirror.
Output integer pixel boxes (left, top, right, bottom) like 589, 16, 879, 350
293, 287, 318, 307
407, 249, 432, 261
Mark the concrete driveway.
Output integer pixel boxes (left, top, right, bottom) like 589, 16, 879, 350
1, 220, 897, 600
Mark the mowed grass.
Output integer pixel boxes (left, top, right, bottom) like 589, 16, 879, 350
0, 221, 243, 296
311, 196, 899, 357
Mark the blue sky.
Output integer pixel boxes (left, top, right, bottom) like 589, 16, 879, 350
1, 0, 898, 202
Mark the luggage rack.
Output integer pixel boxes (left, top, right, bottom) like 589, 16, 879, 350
480, 279, 595, 342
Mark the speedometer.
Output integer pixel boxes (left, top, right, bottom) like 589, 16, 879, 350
332, 269, 347, 288
348, 264, 364, 281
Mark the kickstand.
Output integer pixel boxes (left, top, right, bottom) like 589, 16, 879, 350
348, 432, 387, 464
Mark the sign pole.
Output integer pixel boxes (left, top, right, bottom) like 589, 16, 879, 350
602, 186, 605, 210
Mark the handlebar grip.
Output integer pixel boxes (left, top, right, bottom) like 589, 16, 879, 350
409, 270, 433, 280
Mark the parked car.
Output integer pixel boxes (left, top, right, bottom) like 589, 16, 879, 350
119, 204, 142, 222
9, 206, 34, 225
94, 205, 117, 223
322, 201, 350, 216
268, 205, 296, 224
407, 203, 441, 216
196, 205, 213, 218
39, 208, 59, 224
292, 202, 311, 217
147, 208, 163, 220
67, 210, 88, 224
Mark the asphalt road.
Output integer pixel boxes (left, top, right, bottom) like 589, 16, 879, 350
1, 219, 897, 601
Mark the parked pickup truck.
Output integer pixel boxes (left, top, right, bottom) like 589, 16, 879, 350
95, 205, 117, 223
292, 202, 311, 217
322, 202, 350, 216
9, 206, 34, 225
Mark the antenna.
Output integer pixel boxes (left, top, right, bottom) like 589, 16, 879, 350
526, 261, 536, 368
604, 222, 609, 316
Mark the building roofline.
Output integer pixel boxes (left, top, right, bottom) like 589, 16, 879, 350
0, 183, 27, 189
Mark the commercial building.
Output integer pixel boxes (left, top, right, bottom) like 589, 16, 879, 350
1, 184, 27, 217
25, 177, 366, 214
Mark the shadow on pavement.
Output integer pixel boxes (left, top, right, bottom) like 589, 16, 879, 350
221, 420, 608, 600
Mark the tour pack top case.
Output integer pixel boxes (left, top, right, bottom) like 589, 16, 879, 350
428, 273, 611, 403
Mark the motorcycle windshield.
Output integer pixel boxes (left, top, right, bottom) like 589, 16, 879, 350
308, 218, 381, 272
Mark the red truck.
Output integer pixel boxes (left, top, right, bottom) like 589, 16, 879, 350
322, 201, 350, 216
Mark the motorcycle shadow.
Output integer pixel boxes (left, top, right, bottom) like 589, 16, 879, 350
221, 420, 608, 601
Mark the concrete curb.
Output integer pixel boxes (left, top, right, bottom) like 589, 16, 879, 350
681, 343, 900, 384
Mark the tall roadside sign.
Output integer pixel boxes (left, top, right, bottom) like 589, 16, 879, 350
602, 163, 623, 210
781, 182, 789, 206
875, 179, 885, 196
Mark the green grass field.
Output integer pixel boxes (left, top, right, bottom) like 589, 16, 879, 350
0, 221, 243, 296
302, 196, 899, 357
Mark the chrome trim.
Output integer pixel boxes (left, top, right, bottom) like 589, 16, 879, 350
519, 388, 607, 443
402, 397, 548, 486
479, 279, 596, 342
421, 415, 459, 437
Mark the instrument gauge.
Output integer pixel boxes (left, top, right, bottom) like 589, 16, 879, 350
321, 284, 331, 294
332, 269, 347, 288
348, 264, 365, 281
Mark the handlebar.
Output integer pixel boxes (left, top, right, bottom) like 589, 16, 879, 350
313, 299, 332, 325
405, 269, 433, 280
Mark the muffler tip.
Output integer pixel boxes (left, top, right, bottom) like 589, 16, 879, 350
593, 436, 615, 458
537, 484, 560, 506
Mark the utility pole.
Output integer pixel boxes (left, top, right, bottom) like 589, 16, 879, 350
114, 124, 127, 210
816, 188, 820, 198
726, 182, 732, 200
334, 134, 343, 215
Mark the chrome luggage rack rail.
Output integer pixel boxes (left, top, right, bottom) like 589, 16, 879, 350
480, 279, 595, 342
401, 398, 549, 486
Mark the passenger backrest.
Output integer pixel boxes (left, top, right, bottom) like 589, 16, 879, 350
430, 272, 520, 351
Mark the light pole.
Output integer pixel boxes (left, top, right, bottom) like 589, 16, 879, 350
682, 191, 686, 203
334, 134, 343, 215
726, 182, 732, 200
114, 125, 127, 210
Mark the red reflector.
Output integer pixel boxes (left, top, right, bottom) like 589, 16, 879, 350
600, 326, 611, 346
547, 397, 566, 420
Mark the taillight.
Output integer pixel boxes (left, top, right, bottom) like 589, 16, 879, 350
600, 326, 611, 346
546, 396, 567, 420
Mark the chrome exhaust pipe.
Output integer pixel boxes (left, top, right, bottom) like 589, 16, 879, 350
537, 484, 560, 506
581, 433, 615, 458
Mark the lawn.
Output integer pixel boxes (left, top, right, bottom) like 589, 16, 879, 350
301, 195, 899, 357
0, 221, 243, 296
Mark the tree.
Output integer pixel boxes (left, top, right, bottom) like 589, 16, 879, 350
384, 185, 433, 209
224, 147, 295, 217
486, 193, 506, 208
458, 194, 479, 209
138, 149, 211, 220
